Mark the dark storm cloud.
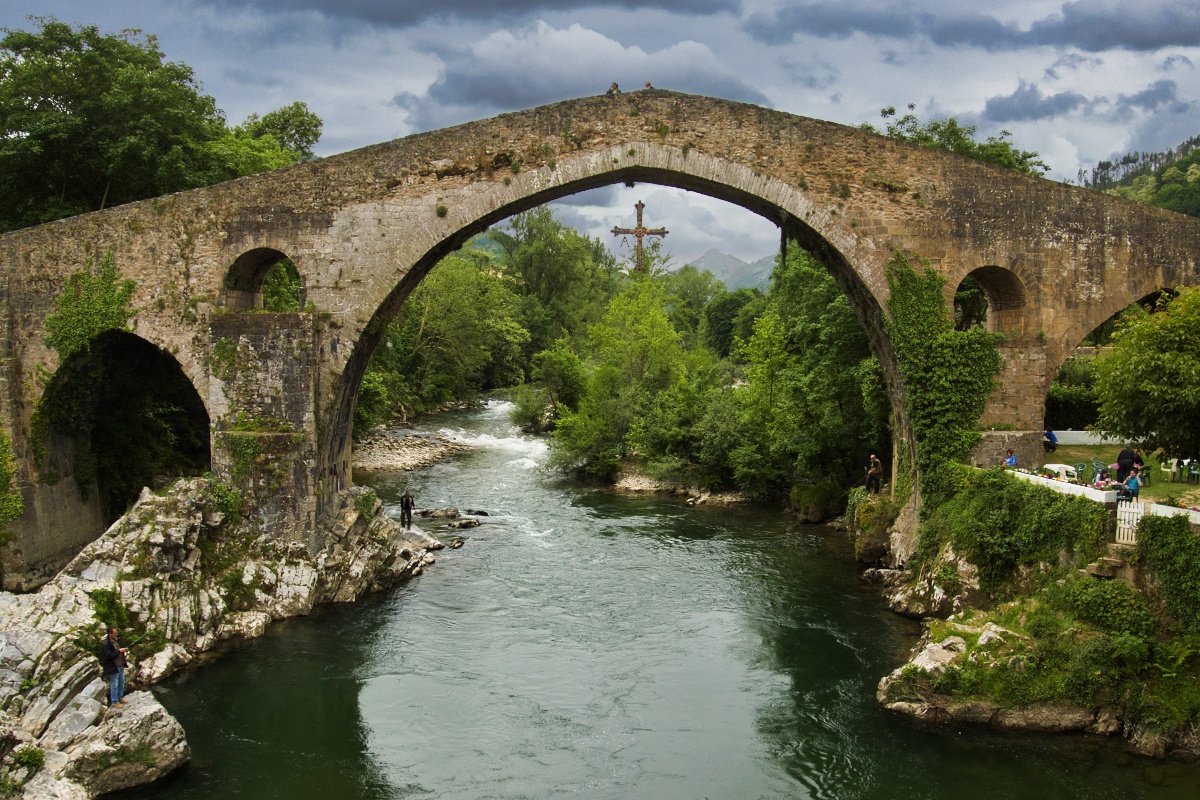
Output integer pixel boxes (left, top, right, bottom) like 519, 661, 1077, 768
742, 1, 1200, 52
741, 2, 920, 46
393, 23, 769, 132
1028, 1, 1200, 52
981, 78, 1187, 125
1115, 79, 1183, 113
205, 0, 740, 27
982, 81, 1091, 122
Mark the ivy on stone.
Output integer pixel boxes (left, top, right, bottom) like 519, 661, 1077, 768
0, 426, 23, 542
884, 251, 1003, 508
44, 250, 137, 362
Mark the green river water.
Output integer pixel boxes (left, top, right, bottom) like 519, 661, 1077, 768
129, 402, 1200, 799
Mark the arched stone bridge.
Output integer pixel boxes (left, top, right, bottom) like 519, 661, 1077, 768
2, 91, 1199, 587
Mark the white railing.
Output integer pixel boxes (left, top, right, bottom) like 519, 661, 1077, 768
1116, 500, 1146, 544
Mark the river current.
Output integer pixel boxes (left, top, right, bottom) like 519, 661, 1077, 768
132, 402, 1199, 799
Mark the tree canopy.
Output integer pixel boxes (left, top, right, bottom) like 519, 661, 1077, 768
862, 104, 1049, 177
0, 18, 322, 232
1092, 288, 1200, 461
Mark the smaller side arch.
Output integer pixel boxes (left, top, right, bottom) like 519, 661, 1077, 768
955, 265, 1028, 334
222, 248, 305, 311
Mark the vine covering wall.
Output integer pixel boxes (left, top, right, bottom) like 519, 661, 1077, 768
0, 427, 22, 540
884, 252, 1003, 509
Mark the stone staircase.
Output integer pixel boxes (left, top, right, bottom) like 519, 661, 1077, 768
1083, 543, 1136, 582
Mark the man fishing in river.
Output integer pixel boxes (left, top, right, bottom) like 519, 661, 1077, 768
101, 626, 129, 708
400, 489, 415, 529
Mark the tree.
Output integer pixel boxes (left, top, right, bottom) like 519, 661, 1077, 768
239, 101, 322, 161
498, 207, 620, 354
354, 249, 530, 432
862, 104, 1049, 177
552, 276, 688, 478
659, 264, 721, 343
1092, 288, 1200, 462
701, 287, 760, 358
0, 18, 322, 232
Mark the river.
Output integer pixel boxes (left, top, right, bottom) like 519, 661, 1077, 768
131, 402, 1199, 799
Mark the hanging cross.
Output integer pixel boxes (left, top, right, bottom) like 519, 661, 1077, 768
611, 200, 668, 272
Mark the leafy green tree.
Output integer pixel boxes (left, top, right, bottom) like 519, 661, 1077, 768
659, 264, 722, 343
701, 287, 760, 358
238, 101, 322, 161
354, 250, 529, 431
862, 104, 1049, 176
261, 259, 302, 312
531, 340, 586, 414
714, 247, 890, 494
496, 207, 620, 354
0, 18, 322, 232
552, 276, 687, 478
1092, 288, 1200, 462
1106, 148, 1200, 218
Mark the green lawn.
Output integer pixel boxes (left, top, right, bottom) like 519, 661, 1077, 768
1042, 444, 1200, 505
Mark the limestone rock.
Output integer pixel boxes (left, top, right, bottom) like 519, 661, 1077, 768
64, 692, 188, 796
0, 476, 441, 797
419, 507, 460, 519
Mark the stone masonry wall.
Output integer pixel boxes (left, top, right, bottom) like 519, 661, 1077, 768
207, 312, 319, 544
1, 91, 1199, 577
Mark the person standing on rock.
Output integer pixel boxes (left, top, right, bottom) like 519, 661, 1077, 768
865, 454, 882, 494
400, 490, 415, 530
101, 626, 129, 708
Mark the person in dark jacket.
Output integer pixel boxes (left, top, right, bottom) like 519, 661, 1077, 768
101, 626, 129, 708
1116, 446, 1136, 482
400, 490, 415, 530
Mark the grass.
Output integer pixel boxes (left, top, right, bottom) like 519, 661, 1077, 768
1042, 444, 1200, 506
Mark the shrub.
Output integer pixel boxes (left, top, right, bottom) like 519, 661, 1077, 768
1066, 577, 1156, 638
919, 468, 1108, 593
508, 384, 548, 433
1136, 514, 1200, 631
12, 745, 44, 773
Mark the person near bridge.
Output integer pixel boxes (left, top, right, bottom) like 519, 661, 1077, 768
400, 490, 415, 530
865, 454, 883, 494
1116, 446, 1136, 482
100, 626, 129, 708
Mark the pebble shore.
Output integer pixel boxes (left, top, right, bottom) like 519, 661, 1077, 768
354, 428, 470, 471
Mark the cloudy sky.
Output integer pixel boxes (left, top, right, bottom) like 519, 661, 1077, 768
5, 1, 1199, 265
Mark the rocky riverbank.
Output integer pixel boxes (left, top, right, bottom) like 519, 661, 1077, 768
0, 479, 441, 799
612, 466, 750, 506
353, 428, 470, 472
876, 606, 1200, 761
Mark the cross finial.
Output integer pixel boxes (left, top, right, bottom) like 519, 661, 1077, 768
611, 200, 668, 272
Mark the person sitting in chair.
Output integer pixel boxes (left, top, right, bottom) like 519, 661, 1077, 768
1118, 467, 1141, 501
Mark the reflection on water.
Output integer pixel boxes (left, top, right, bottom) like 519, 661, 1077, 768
135, 402, 1200, 800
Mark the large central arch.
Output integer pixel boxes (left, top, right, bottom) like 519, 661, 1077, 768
324, 146, 908, 498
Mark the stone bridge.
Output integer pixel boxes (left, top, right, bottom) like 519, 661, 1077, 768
3, 91, 1199, 588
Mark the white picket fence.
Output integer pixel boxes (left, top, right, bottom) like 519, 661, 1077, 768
1116, 500, 1145, 545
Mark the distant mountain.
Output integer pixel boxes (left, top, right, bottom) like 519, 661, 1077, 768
685, 249, 775, 291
